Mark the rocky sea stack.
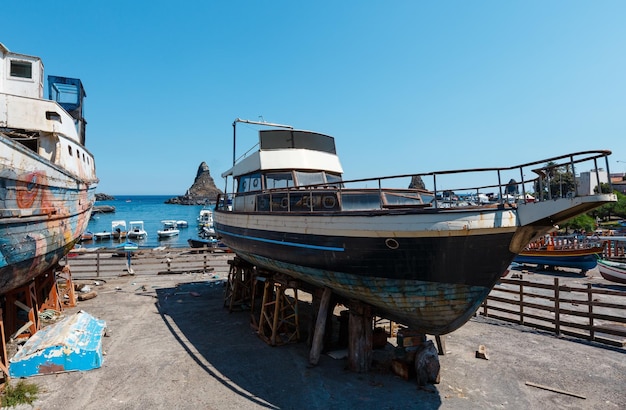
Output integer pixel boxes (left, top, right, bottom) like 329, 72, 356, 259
165, 162, 223, 205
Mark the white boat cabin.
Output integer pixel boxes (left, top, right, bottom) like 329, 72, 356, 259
0, 43, 94, 180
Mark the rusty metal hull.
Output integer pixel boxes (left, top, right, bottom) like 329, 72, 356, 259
0, 135, 96, 294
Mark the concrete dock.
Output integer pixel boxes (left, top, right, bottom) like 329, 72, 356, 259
8, 249, 626, 409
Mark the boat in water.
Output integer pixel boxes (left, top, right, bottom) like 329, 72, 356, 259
213, 119, 617, 335
111, 220, 128, 240
513, 233, 605, 273
127, 220, 148, 240
157, 220, 179, 238
0, 43, 98, 294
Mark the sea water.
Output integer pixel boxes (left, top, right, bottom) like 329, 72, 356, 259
82, 195, 211, 249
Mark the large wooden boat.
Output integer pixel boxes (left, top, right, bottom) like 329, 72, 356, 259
513, 234, 605, 273
0, 43, 98, 294
213, 119, 616, 335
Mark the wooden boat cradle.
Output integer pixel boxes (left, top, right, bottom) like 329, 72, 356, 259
0, 263, 77, 384
223, 257, 445, 373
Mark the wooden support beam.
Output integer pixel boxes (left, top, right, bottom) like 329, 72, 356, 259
0, 308, 8, 385
435, 335, 446, 355
347, 302, 373, 373
309, 287, 332, 366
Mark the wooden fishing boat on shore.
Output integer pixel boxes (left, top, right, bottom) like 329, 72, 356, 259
213, 119, 616, 335
597, 258, 626, 284
0, 43, 98, 294
513, 234, 605, 273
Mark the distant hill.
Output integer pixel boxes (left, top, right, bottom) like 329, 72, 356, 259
165, 162, 223, 205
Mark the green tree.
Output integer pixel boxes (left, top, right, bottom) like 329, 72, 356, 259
589, 190, 626, 222
533, 162, 576, 199
561, 213, 596, 233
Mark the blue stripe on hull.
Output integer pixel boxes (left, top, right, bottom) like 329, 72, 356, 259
215, 223, 515, 288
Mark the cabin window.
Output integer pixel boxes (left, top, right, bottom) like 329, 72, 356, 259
45, 111, 62, 122
237, 173, 262, 193
325, 173, 343, 187
68, 145, 73, 156
295, 171, 325, 187
10, 60, 32, 79
265, 172, 294, 189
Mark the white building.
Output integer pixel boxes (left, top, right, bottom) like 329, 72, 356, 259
577, 169, 609, 195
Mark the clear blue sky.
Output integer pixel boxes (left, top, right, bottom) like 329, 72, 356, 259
4, 1, 625, 195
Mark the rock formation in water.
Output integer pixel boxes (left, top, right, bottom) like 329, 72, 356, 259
165, 162, 223, 205
409, 175, 426, 190
95, 193, 115, 201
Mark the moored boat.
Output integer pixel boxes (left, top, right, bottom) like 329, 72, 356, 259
127, 221, 148, 240
0, 43, 98, 294
93, 230, 112, 241
597, 259, 626, 284
197, 208, 214, 229
111, 220, 128, 240
187, 237, 218, 249
80, 231, 94, 242
513, 234, 605, 273
213, 119, 617, 335
157, 220, 180, 238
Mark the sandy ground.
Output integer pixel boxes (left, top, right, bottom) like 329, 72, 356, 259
4, 263, 626, 410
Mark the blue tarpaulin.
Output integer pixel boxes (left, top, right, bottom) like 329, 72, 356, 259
9, 310, 106, 377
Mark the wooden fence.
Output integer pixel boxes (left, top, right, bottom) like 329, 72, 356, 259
62, 248, 234, 279
481, 277, 626, 347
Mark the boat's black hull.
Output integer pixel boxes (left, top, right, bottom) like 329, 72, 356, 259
214, 222, 516, 288
215, 216, 517, 334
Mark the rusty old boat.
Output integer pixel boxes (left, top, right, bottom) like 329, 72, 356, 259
213, 118, 616, 335
0, 43, 98, 294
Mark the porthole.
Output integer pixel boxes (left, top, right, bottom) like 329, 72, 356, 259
281, 197, 289, 208
385, 238, 399, 250
323, 196, 336, 208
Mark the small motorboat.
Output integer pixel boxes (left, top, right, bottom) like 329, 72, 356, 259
111, 220, 127, 240
188, 237, 218, 249
157, 220, 180, 238
80, 231, 94, 242
176, 220, 188, 228
127, 221, 148, 240
93, 230, 112, 241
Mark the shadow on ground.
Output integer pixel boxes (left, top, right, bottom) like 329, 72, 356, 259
154, 281, 442, 409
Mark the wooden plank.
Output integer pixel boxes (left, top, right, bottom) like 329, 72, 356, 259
525, 381, 586, 399
309, 287, 332, 365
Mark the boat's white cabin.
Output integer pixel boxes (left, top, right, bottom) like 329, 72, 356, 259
222, 129, 344, 193
0, 43, 44, 98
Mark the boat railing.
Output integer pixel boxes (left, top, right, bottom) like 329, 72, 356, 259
217, 150, 613, 212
